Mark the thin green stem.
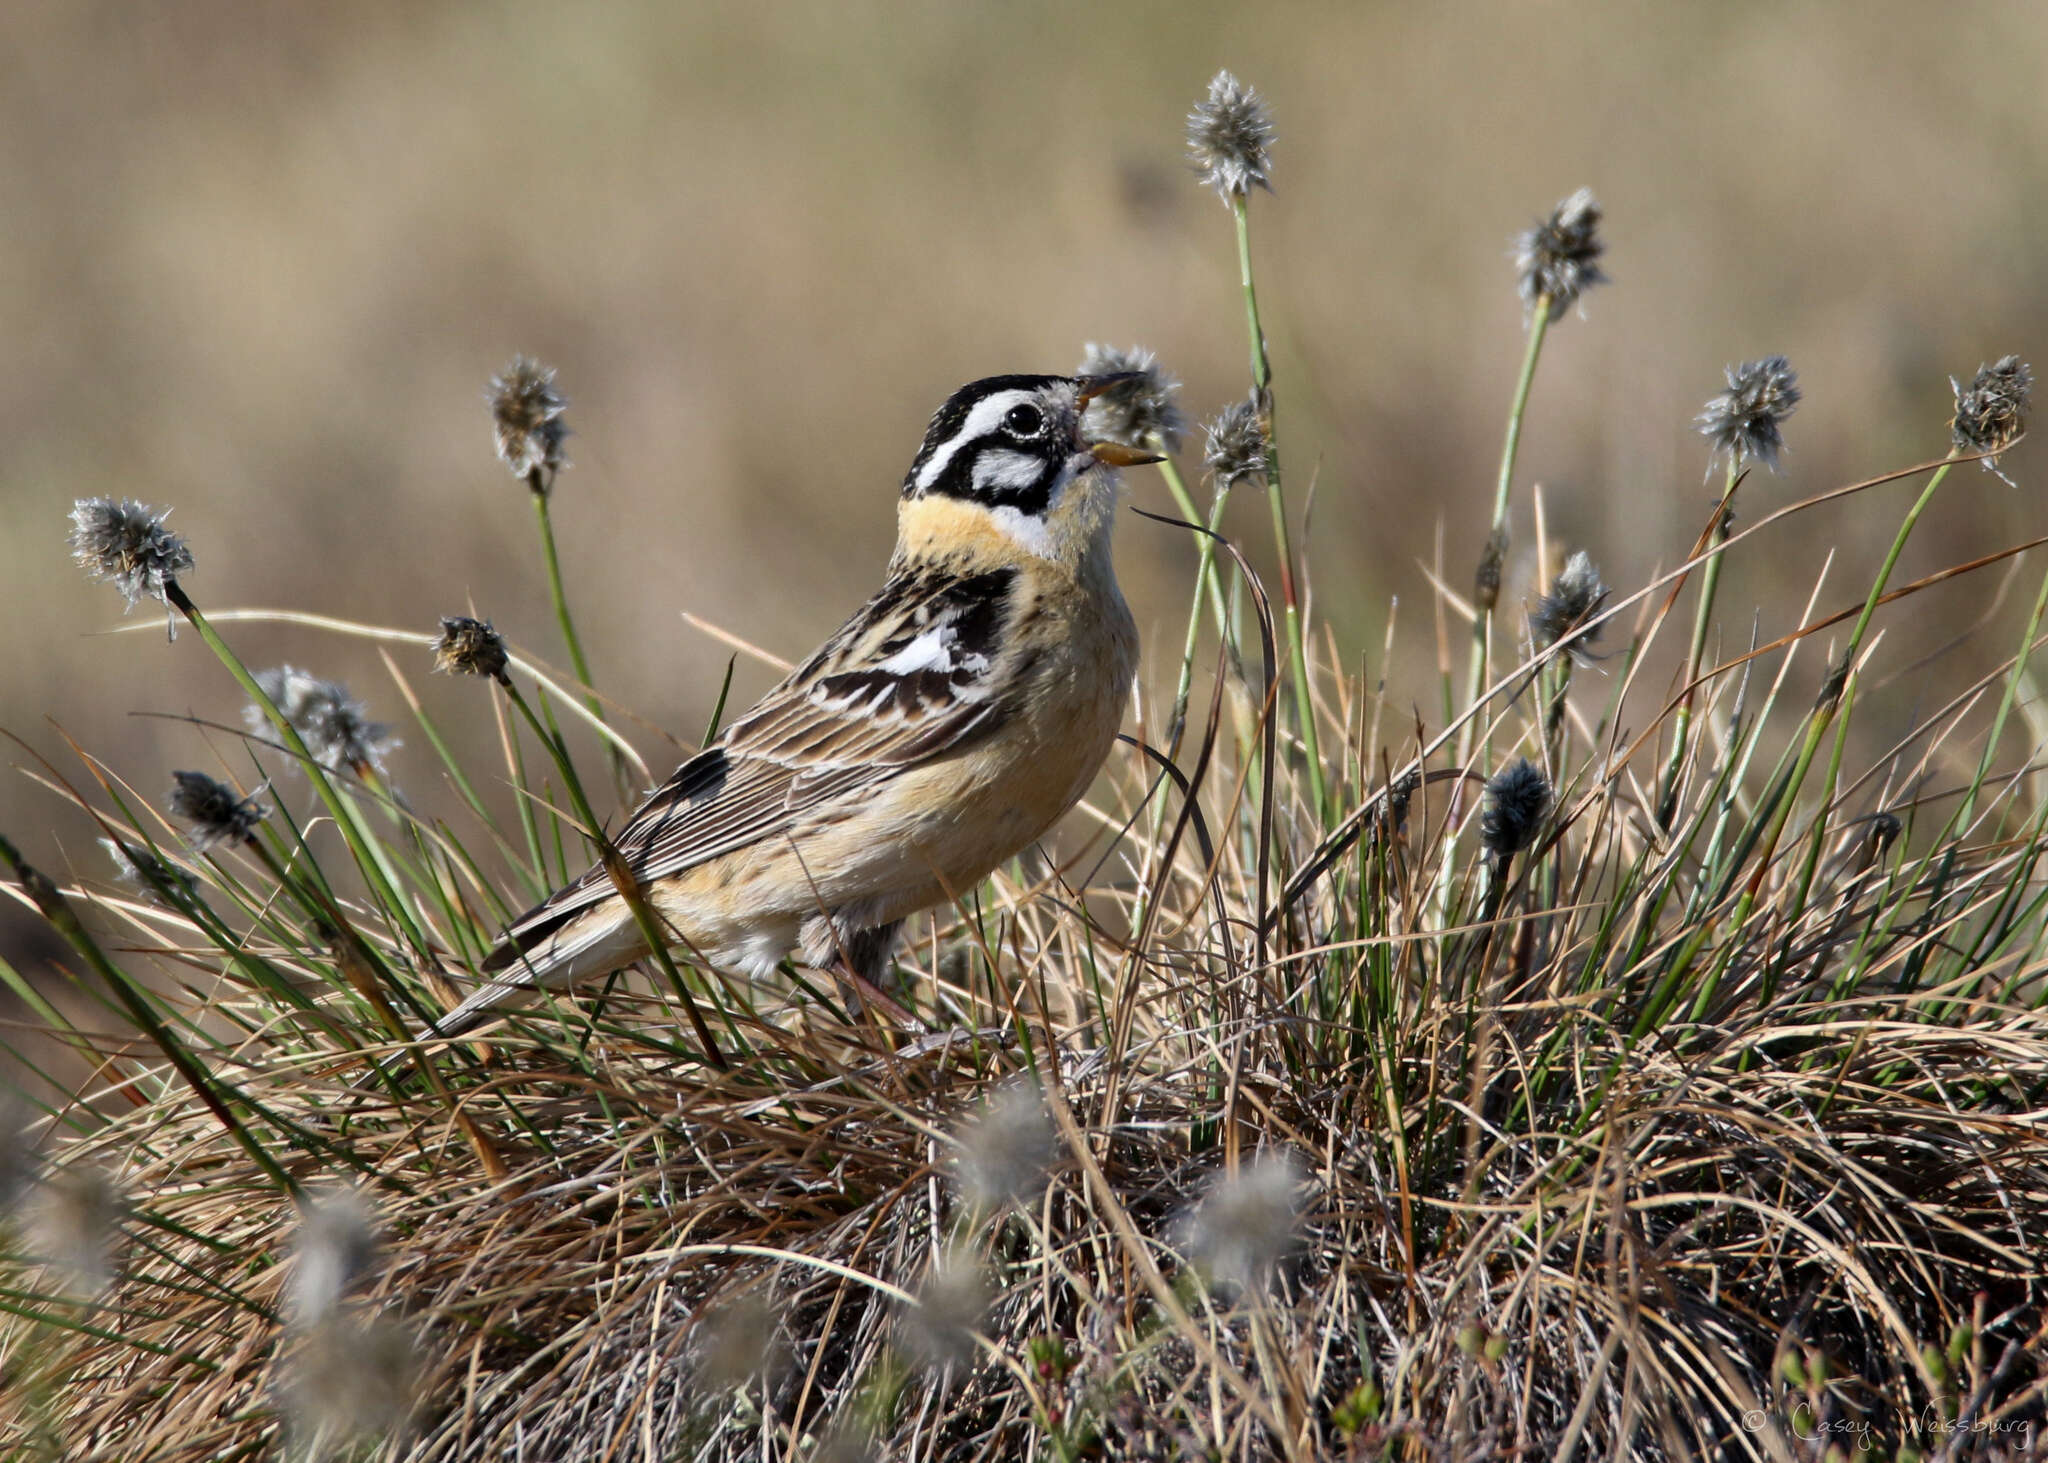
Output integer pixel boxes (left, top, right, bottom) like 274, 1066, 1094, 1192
1780, 456, 1960, 933
1657, 458, 1742, 829
1133, 479, 1238, 943
1542, 656, 1574, 768
1157, 457, 1231, 646
1676, 692, 1835, 1023
1960, 547, 2048, 834
530, 483, 626, 798
0, 833, 298, 1195
1167, 483, 1237, 758
1437, 299, 1551, 928
166, 585, 430, 958
1673, 454, 1959, 1026
1488, 306, 1553, 537
1231, 194, 1326, 822
504, 703, 550, 885
1460, 299, 1553, 733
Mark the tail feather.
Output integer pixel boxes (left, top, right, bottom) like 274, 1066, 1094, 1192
432, 902, 644, 1040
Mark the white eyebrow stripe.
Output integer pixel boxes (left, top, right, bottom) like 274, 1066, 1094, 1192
915, 389, 1038, 491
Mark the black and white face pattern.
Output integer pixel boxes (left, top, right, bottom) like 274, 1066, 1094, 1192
902, 375, 1094, 548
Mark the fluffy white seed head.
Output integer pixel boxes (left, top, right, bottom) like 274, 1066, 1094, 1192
289, 1188, 380, 1327
951, 1081, 1055, 1212
1482, 758, 1552, 861
432, 615, 509, 680
694, 1288, 788, 1393
1531, 550, 1609, 662
1951, 355, 2032, 480
896, 1258, 989, 1371
1187, 70, 1275, 203
1202, 395, 1269, 487
68, 498, 193, 631
1076, 343, 1187, 452
489, 356, 571, 485
1184, 1150, 1305, 1297
245, 667, 395, 776
285, 1314, 417, 1446
167, 771, 268, 851
26, 1164, 124, 1299
1697, 356, 1801, 473
1513, 188, 1608, 322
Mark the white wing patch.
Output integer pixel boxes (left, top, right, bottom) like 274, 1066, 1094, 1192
806, 585, 1005, 717
875, 623, 991, 678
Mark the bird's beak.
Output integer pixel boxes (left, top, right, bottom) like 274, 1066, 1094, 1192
1074, 371, 1144, 408
1074, 374, 1166, 467
1073, 372, 1171, 465
1089, 440, 1166, 468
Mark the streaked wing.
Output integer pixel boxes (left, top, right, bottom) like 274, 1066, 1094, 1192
485, 565, 1018, 958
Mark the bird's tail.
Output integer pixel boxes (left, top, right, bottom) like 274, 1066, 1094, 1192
349, 897, 643, 1093
431, 901, 646, 1040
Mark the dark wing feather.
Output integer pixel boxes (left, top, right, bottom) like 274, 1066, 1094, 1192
482, 565, 1016, 968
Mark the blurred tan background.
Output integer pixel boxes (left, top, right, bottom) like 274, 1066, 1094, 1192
4, 0, 2045, 974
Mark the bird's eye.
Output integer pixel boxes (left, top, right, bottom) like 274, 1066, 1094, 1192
1002, 403, 1044, 436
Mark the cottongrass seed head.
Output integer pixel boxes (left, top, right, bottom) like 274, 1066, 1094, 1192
67, 498, 193, 625
1697, 355, 1801, 473
433, 615, 509, 681
26, 1164, 123, 1299
950, 1080, 1055, 1212
1482, 757, 1552, 860
1531, 549, 1609, 660
489, 355, 570, 485
100, 836, 199, 905
168, 770, 268, 851
1184, 1150, 1305, 1298
279, 1190, 413, 1450
693, 1289, 788, 1394
1187, 70, 1275, 204
1203, 394, 1270, 487
288, 1188, 380, 1328
1952, 355, 2032, 479
246, 666, 395, 775
285, 1313, 417, 1448
1514, 187, 1608, 322
1076, 343, 1186, 452
1473, 526, 1509, 612
896, 1258, 989, 1372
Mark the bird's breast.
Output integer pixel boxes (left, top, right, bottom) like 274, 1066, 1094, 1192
820, 570, 1135, 905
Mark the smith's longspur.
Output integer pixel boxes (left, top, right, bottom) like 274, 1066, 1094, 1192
431, 373, 1156, 1038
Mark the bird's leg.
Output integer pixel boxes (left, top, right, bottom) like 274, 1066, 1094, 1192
832, 958, 922, 1029
822, 919, 923, 1030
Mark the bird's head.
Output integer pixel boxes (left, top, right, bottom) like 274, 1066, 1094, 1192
897, 374, 1160, 568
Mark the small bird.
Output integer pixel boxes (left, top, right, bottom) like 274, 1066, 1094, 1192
432, 374, 1154, 1039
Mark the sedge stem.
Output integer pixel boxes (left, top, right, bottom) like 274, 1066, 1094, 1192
1459, 297, 1553, 738
1232, 194, 1327, 822
1777, 455, 1961, 941
1657, 457, 1743, 829
531, 483, 627, 800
